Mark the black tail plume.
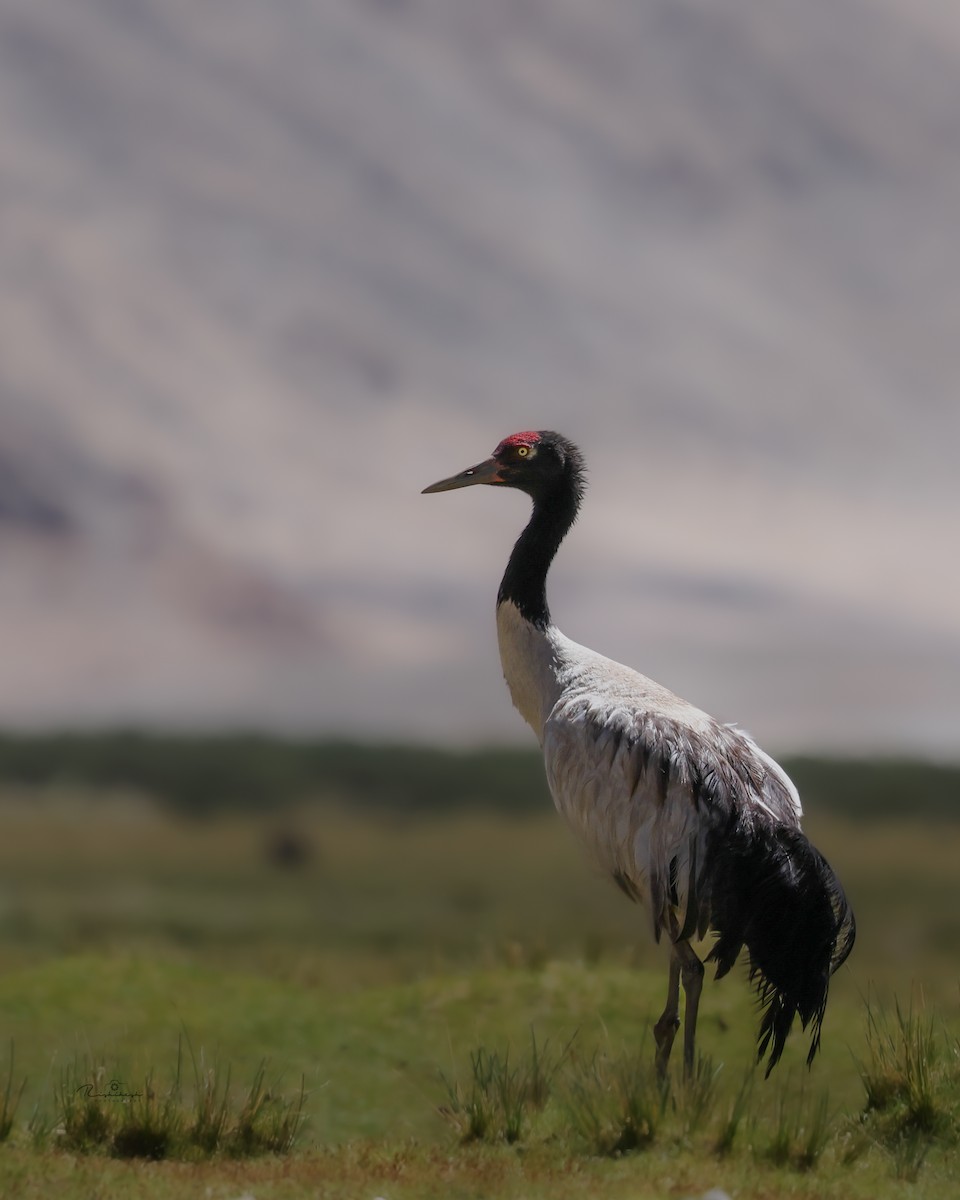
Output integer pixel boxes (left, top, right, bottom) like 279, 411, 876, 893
706, 819, 855, 1076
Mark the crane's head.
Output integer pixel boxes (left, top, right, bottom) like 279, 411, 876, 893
422, 430, 585, 502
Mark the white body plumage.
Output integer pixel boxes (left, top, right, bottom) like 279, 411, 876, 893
498, 598, 802, 945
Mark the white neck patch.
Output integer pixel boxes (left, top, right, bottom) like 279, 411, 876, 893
495, 600, 565, 743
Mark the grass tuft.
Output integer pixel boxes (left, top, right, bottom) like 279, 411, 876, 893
761, 1080, 831, 1171
852, 995, 960, 1180
713, 1070, 754, 1157
51, 1046, 305, 1160
562, 1047, 664, 1156
226, 1062, 306, 1157
440, 1047, 502, 1143
182, 1037, 232, 1154
796, 1088, 832, 1171
671, 1054, 723, 1137
439, 1030, 569, 1145
110, 1071, 183, 1160
859, 997, 943, 1133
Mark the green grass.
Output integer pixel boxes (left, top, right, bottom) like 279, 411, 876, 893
0, 959, 957, 1196
0, 787, 957, 1196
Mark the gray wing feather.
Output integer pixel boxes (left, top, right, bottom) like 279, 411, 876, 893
543, 696, 802, 946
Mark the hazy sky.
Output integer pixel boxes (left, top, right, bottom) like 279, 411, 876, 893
1, 0, 958, 757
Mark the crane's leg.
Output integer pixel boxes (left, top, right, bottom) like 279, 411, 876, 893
674, 939, 705, 1079
653, 949, 681, 1083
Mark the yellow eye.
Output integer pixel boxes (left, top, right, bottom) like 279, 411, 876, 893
517, 446, 530, 457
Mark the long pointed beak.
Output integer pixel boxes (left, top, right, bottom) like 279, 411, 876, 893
422, 456, 502, 494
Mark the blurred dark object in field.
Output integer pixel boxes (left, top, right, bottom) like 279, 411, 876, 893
264, 828, 315, 870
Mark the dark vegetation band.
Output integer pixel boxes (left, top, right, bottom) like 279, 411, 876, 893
0, 732, 955, 821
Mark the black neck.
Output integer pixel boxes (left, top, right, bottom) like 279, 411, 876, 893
497, 474, 582, 629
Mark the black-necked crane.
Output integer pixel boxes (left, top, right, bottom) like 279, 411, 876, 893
423, 430, 855, 1079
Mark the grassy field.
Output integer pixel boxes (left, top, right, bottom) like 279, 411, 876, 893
0, 783, 957, 1197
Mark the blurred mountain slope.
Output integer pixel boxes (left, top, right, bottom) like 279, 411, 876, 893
0, 0, 958, 750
